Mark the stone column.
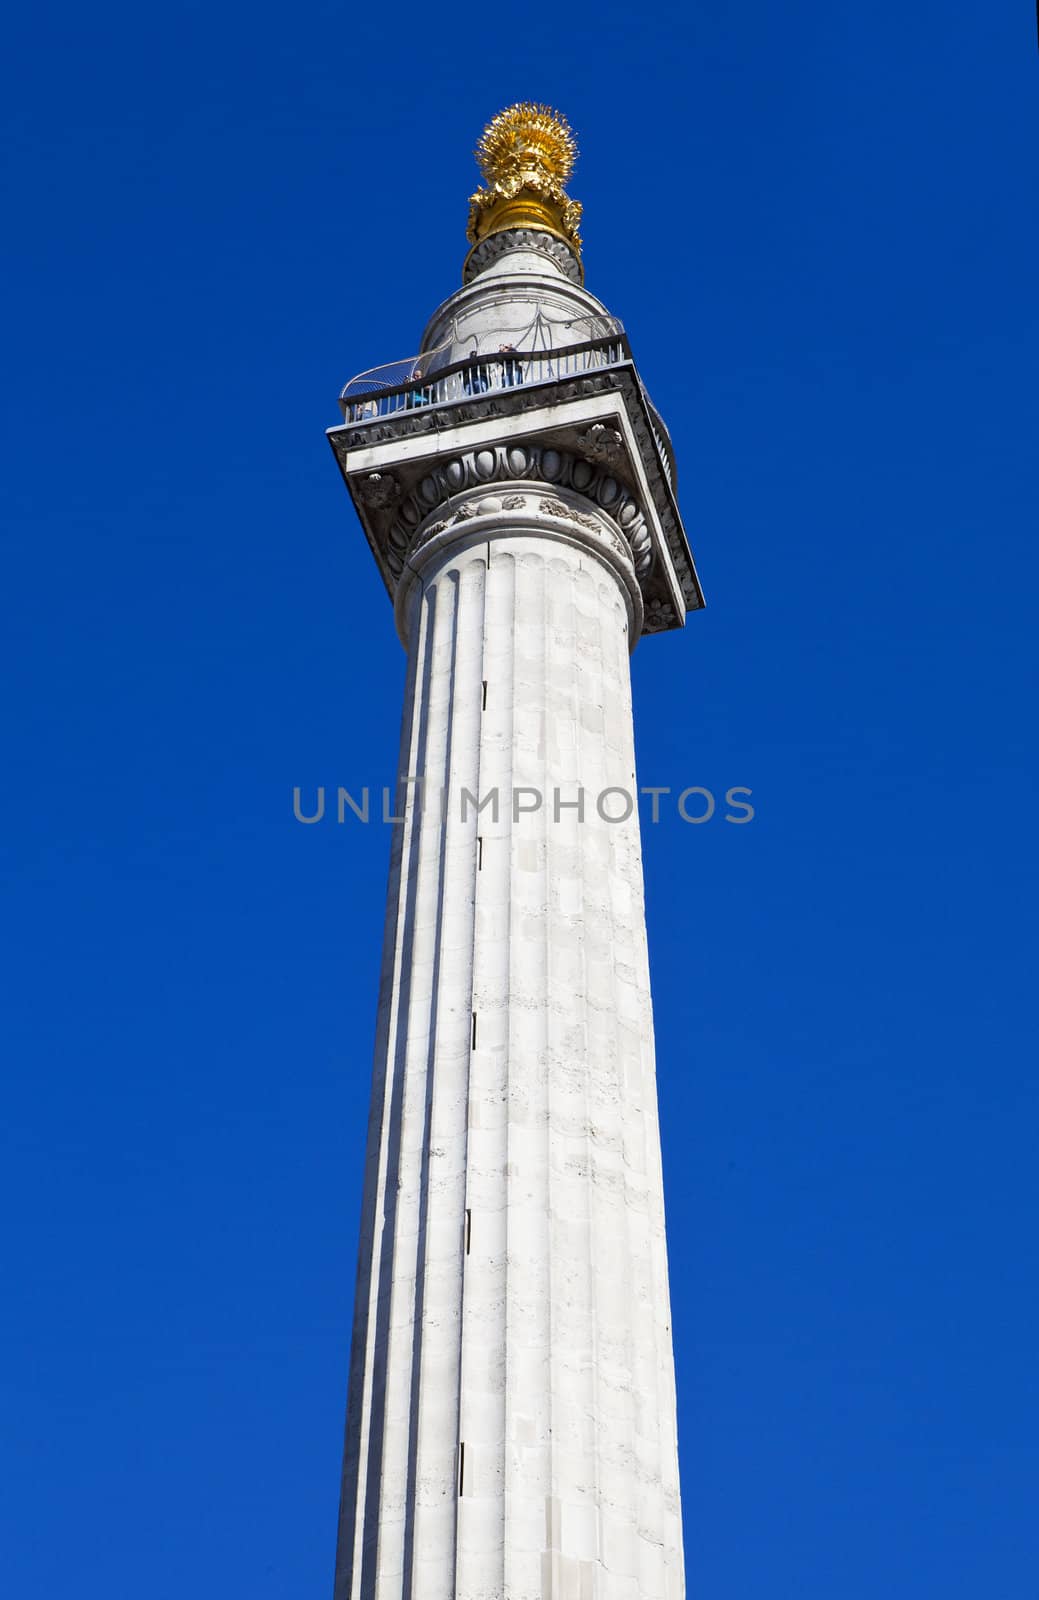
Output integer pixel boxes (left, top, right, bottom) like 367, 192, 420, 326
334, 486, 684, 1600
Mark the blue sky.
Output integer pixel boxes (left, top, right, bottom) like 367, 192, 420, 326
2, 2, 1037, 1596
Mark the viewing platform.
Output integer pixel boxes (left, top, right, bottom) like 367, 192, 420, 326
338, 332, 676, 491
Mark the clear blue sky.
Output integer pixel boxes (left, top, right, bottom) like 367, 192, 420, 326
2, 2, 1037, 1596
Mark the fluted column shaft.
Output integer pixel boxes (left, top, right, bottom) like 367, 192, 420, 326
335, 501, 683, 1600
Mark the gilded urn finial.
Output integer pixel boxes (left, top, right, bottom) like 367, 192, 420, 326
467, 103, 583, 255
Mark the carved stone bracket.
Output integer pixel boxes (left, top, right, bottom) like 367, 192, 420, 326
355, 472, 400, 509
578, 423, 624, 464
644, 596, 680, 631
384, 443, 652, 582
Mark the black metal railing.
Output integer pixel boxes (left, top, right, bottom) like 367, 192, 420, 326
338, 336, 630, 424
336, 333, 677, 491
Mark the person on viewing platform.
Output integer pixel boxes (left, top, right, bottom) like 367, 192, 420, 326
463, 349, 490, 396
406, 366, 432, 407
498, 343, 523, 386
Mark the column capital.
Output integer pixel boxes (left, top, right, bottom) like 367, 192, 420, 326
393, 479, 644, 647
327, 355, 703, 640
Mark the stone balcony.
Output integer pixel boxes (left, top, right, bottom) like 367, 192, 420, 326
327, 336, 704, 637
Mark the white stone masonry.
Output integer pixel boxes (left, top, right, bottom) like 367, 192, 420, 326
334, 507, 684, 1600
